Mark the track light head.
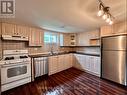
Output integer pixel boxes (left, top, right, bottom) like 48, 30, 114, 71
97, 0, 114, 25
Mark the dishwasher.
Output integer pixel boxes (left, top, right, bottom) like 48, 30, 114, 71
34, 57, 48, 78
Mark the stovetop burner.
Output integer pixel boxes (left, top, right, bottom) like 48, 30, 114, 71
20, 56, 28, 59
4, 57, 14, 60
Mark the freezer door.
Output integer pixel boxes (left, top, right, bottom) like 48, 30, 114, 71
102, 35, 126, 50
102, 51, 127, 85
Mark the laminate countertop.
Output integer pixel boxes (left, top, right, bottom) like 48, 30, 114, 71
29, 51, 100, 58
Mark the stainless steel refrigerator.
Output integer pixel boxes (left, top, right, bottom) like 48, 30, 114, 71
101, 35, 127, 86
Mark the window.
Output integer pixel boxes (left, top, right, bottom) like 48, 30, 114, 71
44, 32, 58, 43
44, 34, 51, 43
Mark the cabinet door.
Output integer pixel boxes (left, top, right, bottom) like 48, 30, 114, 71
87, 56, 101, 76
58, 55, 65, 72
85, 56, 91, 71
95, 57, 101, 76
113, 22, 127, 35
63, 34, 71, 46
16, 25, 29, 37
68, 54, 73, 68
29, 28, 43, 46
72, 54, 76, 66
80, 55, 86, 70
2, 23, 16, 35
91, 56, 98, 74
100, 25, 113, 37
74, 54, 80, 69
64, 54, 70, 69
48, 56, 58, 75
69, 54, 73, 68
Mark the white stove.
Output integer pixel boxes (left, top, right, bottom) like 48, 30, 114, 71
0, 50, 31, 92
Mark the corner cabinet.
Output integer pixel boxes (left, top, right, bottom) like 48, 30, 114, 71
73, 54, 101, 77
29, 28, 44, 46
60, 33, 77, 46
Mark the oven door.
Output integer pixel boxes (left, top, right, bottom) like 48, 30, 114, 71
1, 62, 31, 85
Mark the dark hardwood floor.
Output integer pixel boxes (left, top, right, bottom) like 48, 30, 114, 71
2, 67, 127, 95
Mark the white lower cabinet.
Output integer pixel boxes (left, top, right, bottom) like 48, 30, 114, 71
58, 55, 65, 72
48, 54, 73, 75
73, 54, 101, 77
64, 54, 72, 69
48, 53, 100, 77
48, 56, 59, 75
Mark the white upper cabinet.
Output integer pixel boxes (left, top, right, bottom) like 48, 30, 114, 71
16, 25, 29, 37
2, 23, 16, 35
60, 33, 77, 46
29, 28, 44, 46
76, 30, 100, 46
101, 21, 127, 37
2, 23, 30, 37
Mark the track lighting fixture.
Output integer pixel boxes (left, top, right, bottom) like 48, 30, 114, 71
97, 0, 114, 25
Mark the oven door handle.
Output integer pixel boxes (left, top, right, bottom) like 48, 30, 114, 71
1, 63, 30, 68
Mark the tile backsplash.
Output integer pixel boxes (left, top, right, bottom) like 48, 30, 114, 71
74, 47, 100, 54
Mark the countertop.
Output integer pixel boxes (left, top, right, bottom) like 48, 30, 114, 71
29, 51, 100, 58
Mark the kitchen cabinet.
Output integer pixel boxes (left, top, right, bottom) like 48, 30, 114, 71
77, 30, 100, 46
100, 25, 113, 37
48, 56, 59, 75
73, 54, 100, 77
73, 54, 82, 69
84, 55, 91, 71
2, 23, 16, 35
58, 55, 65, 72
112, 22, 127, 35
49, 54, 73, 75
29, 27, 43, 46
89, 38, 100, 46
60, 33, 77, 46
16, 25, 29, 37
64, 54, 72, 69
100, 21, 127, 37
2, 23, 29, 37
93, 56, 100, 75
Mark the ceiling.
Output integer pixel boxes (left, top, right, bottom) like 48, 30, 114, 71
1, 0, 126, 32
